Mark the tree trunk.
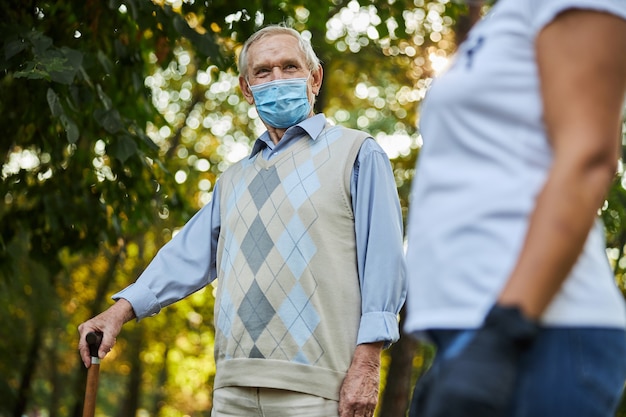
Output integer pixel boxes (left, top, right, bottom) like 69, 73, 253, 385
378, 332, 419, 417
118, 326, 143, 417
13, 325, 42, 417
378, 304, 422, 417
152, 346, 170, 417
49, 342, 61, 417
455, 1, 485, 44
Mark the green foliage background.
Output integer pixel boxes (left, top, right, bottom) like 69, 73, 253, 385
1, 1, 626, 416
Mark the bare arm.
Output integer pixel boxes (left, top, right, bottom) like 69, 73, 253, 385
77, 298, 136, 367
498, 10, 626, 318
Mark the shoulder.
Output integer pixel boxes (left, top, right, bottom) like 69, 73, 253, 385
329, 127, 388, 161
337, 125, 373, 142
529, 0, 626, 34
218, 155, 255, 182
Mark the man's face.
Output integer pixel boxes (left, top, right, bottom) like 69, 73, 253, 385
239, 34, 323, 107
246, 34, 310, 86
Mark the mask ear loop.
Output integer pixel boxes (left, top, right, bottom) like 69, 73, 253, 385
305, 71, 317, 110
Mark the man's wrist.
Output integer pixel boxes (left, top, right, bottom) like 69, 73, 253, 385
112, 298, 137, 323
351, 342, 383, 367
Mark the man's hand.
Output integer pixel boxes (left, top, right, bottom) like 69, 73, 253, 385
339, 342, 383, 417
77, 298, 136, 368
411, 304, 538, 417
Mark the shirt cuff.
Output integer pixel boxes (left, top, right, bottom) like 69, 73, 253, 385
356, 311, 400, 348
112, 282, 161, 320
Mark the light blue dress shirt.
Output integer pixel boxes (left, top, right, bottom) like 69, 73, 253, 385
114, 114, 407, 345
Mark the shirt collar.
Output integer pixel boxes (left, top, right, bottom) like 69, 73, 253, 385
249, 114, 328, 158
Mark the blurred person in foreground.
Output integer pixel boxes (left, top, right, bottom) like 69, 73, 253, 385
78, 24, 406, 417
404, 0, 626, 416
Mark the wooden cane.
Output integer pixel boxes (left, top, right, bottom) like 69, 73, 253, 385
82, 331, 103, 417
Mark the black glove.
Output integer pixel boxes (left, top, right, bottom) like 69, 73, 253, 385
410, 304, 539, 417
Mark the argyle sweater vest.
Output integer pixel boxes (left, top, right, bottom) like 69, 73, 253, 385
213, 124, 369, 400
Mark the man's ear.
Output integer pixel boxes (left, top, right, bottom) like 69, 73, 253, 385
311, 66, 323, 96
239, 76, 255, 104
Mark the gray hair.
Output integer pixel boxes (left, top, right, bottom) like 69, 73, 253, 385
237, 24, 321, 80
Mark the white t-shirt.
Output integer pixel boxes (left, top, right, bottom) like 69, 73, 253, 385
404, 0, 626, 333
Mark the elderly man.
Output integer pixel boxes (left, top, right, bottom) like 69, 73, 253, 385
78, 24, 406, 417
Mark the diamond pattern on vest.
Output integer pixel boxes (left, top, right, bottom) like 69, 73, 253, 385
238, 280, 276, 342
276, 216, 317, 279
241, 216, 274, 274
278, 282, 321, 347
282, 159, 320, 210
249, 166, 281, 209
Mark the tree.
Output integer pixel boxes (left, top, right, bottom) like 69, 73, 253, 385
0, 1, 215, 415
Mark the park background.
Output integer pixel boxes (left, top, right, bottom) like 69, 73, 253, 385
2, 0, 626, 416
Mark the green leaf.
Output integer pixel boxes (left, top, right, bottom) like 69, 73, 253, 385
97, 50, 114, 75
29, 32, 53, 55
59, 114, 79, 143
108, 135, 138, 163
94, 108, 123, 133
46, 88, 64, 117
14, 61, 48, 80
130, 123, 159, 151
96, 84, 113, 110
49, 67, 75, 84
4, 38, 27, 60
49, 47, 83, 84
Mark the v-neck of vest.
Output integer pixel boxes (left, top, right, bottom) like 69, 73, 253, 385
254, 132, 315, 170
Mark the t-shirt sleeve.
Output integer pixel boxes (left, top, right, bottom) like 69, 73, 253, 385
530, 0, 626, 36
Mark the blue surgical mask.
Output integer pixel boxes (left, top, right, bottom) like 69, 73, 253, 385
249, 77, 311, 128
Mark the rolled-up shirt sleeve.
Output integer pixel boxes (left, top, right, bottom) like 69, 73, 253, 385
352, 138, 407, 346
113, 183, 222, 320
